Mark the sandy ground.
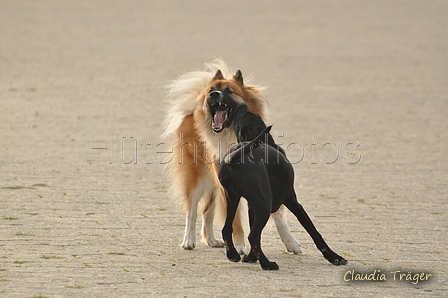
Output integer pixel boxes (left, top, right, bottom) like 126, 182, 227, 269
1, 0, 447, 297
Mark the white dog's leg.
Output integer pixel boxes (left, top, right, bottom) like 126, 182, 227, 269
182, 189, 201, 250
233, 234, 246, 255
233, 201, 247, 255
201, 195, 225, 247
182, 209, 198, 250
272, 207, 302, 254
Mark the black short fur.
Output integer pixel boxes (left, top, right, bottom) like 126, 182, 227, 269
219, 103, 348, 270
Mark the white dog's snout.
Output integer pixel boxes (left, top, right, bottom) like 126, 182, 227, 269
208, 90, 223, 99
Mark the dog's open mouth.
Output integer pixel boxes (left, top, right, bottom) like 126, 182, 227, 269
211, 102, 232, 133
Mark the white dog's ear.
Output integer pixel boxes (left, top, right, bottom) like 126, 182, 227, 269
233, 69, 244, 86
212, 69, 224, 81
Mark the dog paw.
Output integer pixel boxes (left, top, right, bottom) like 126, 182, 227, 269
261, 261, 279, 271
242, 253, 257, 263
182, 233, 196, 250
181, 239, 195, 250
331, 256, 348, 266
285, 242, 303, 255
182, 243, 195, 250
235, 245, 246, 255
227, 251, 241, 262
243, 252, 258, 263
321, 248, 348, 265
208, 239, 225, 248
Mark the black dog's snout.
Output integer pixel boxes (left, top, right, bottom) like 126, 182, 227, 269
208, 91, 223, 100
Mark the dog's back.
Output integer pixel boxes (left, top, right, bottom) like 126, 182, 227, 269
220, 134, 294, 211
224, 125, 271, 165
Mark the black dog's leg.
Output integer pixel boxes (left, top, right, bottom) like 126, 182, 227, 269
221, 190, 241, 262
241, 207, 257, 263
243, 204, 279, 270
284, 193, 347, 266
248, 207, 255, 229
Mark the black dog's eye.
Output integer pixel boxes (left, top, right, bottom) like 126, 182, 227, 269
225, 87, 233, 95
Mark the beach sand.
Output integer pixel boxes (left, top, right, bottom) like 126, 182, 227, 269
1, 0, 447, 296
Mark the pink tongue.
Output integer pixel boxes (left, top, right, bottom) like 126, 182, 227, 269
213, 110, 227, 129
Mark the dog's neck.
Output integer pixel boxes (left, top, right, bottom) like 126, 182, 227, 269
202, 125, 238, 163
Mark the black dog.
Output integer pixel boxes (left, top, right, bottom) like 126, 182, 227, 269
219, 103, 348, 270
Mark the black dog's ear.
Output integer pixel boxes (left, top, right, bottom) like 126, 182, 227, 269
233, 70, 244, 86
212, 69, 224, 81
264, 125, 273, 135
234, 103, 250, 120
235, 103, 249, 113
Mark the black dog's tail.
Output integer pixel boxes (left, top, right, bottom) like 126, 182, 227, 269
227, 125, 272, 165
